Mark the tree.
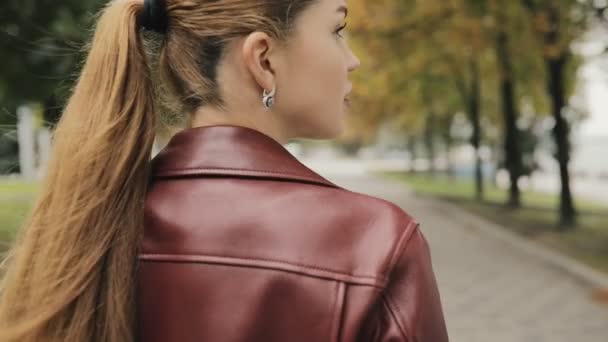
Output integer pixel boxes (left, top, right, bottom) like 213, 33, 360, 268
491, 2, 525, 208
428, 1, 495, 200
520, 0, 590, 228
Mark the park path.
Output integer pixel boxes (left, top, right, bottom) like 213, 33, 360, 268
304, 161, 608, 342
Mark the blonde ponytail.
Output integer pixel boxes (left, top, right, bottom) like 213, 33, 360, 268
0, 0, 155, 340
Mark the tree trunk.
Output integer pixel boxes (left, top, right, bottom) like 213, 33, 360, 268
424, 112, 437, 177
543, 6, 577, 228
547, 54, 576, 228
496, 30, 522, 208
407, 136, 417, 174
440, 116, 455, 180
469, 58, 484, 201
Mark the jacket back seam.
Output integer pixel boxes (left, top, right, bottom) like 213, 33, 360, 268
330, 281, 346, 342
139, 253, 386, 287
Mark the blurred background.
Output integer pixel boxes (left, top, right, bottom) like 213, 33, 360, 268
1, 0, 608, 341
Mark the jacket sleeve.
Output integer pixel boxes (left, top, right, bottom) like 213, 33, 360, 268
376, 225, 449, 342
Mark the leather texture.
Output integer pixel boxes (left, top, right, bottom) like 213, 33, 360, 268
137, 125, 449, 342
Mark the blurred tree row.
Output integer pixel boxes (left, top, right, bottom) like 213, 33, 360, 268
347, 0, 608, 228
1, 0, 607, 228
0, 0, 104, 173
0, 0, 105, 127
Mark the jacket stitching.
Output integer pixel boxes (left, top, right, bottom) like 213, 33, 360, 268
329, 282, 339, 341
140, 252, 385, 282
382, 293, 412, 341
157, 166, 329, 181
379, 222, 422, 342
331, 282, 346, 342
155, 167, 338, 187
382, 220, 419, 279
159, 166, 306, 176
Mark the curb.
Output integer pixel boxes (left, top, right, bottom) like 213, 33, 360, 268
421, 194, 608, 290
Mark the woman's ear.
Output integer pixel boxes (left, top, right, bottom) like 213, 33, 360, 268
241, 31, 282, 92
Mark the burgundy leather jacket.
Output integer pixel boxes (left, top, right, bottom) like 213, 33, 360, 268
137, 125, 448, 342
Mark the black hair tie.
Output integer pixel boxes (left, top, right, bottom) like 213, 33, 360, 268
141, 0, 168, 33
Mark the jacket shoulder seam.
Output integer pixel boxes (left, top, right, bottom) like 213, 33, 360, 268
382, 219, 420, 278
377, 221, 421, 341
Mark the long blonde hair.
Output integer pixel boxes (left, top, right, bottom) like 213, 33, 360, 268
0, 0, 316, 341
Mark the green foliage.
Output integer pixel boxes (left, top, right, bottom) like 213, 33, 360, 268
0, 0, 106, 125
0, 181, 38, 242
347, 0, 595, 141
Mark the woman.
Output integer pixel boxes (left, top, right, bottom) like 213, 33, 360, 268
0, 0, 448, 341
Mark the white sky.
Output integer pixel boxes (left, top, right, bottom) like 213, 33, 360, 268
579, 63, 608, 137
576, 28, 608, 138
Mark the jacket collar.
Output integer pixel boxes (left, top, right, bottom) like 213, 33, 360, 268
151, 125, 339, 188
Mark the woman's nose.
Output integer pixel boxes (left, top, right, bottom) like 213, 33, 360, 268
348, 49, 361, 72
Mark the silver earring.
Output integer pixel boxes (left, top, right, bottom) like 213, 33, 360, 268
262, 85, 276, 110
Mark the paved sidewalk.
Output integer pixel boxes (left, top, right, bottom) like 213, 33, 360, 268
313, 168, 608, 342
